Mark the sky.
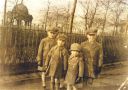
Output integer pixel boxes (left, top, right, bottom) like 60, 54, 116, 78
0, 0, 128, 25
0, 0, 74, 24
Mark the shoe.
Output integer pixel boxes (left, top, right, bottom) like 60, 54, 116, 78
50, 83, 54, 90
87, 78, 93, 85
42, 83, 46, 88
60, 84, 64, 89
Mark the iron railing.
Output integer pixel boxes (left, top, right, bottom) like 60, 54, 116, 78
0, 26, 127, 75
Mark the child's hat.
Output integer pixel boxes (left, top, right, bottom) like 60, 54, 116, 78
86, 27, 98, 35
70, 43, 81, 52
57, 34, 67, 41
46, 26, 59, 33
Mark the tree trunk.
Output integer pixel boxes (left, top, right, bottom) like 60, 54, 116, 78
44, 0, 50, 31
69, 0, 77, 33
56, 9, 59, 27
85, 4, 89, 30
88, 1, 98, 28
21, 0, 23, 3
3, 0, 7, 25
102, 7, 108, 31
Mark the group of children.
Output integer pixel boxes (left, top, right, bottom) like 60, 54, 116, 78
37, 26, 103, 90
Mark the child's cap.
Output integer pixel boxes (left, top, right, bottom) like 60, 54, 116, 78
86, 27, 98, 35
70, 43, 81, 52
56, 34, 67, 41
46, 26, 59, 33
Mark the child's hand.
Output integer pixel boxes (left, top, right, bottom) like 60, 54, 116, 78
76, 77, 83, 83
38, 61, 41, 66
42, 66, 47, 72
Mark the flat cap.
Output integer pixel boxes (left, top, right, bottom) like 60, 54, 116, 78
56, 34, 67, 41
46, 26, 59, 33
86, 27, 98, 35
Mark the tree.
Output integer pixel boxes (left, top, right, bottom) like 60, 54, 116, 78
79, 0, 90, 30
88, 0, 99, 28
100, 0, 114, 31
79, 0, 100, 30
69, 0, 77, 33
109, 0, 126, 35
44, 0, 50, 30
3, 0, 7, 25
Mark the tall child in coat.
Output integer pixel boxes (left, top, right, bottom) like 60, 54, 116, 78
81, 27, 103, 85
36, 27, 59, 87
65, 43, 84, 90
45, 34, 69, 90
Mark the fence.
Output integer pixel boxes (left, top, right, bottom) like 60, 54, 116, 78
0, 26, 128, 75
103, 35, 128, 63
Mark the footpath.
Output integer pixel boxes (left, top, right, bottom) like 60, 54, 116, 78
0, 60, 128, 90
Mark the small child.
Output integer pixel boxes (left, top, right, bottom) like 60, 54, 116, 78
45, 34, 69, 90
65, 43, 84, 90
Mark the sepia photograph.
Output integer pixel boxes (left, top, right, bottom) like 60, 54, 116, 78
0, 0, 128, 90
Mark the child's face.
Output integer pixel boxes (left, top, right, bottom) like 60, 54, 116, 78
57, 39, 65, 47
71, 50, 79, 56
87, 34, 96, 42
47, 31, 57, 38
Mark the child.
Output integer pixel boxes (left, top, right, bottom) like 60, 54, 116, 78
81, 28, 103, 85
36, 27, 59, 87
45, 34, 69, 90
65, 43, 84, 90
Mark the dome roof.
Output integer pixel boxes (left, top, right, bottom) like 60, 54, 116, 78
12, 3, 28, 16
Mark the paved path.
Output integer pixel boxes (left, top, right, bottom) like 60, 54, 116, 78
0, 60, 128, 90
